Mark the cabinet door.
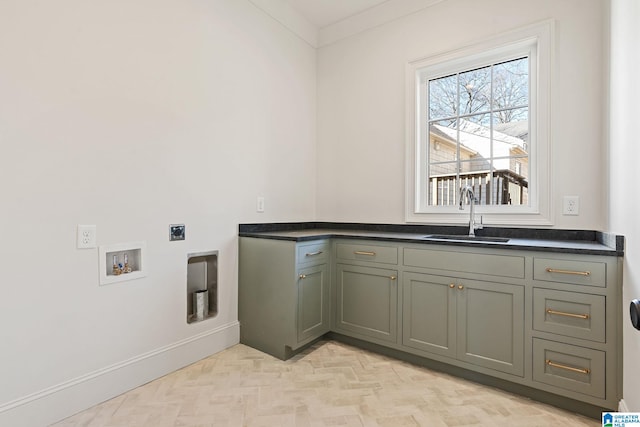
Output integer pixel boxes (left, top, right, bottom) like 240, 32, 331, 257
297, 263, 330, 344
403, 272, 456, 358
456, 279, 525, 376
335, 264, 398, 343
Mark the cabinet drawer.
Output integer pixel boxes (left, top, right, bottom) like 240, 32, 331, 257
532, 338, 605, 399
403, 248, 524, 279
336, 243, 398, 265
296, 241, 329, 265
533, 258, 606, 287
533, 288, 605, 342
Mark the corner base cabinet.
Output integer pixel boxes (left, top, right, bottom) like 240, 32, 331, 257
239, 237, 330, 360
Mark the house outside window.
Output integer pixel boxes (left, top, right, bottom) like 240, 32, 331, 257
406, 21, 553, 226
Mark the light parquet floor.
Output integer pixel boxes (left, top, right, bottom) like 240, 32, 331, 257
52, 340, 600, 427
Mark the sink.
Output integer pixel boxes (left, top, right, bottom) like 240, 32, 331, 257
422, 234, 510, 243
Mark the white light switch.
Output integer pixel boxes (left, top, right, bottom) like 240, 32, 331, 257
77, 225, 97, 248
256, 197, 265, 213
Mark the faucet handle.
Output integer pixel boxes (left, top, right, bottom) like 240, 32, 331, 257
475, 215, 484, 230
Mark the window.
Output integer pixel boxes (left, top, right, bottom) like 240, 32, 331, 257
406, 21, 553, 225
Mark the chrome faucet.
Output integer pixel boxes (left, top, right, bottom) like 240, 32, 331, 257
459, 185, 482, 237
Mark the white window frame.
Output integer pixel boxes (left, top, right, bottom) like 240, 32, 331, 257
405, 20, 554, 226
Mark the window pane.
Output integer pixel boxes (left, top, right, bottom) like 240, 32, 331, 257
458, 115, 492, 172
492, 106, 529, 206
493, 107, 528, 131
429, 160, 458, 177
493, 109, 529, 157
492, 161, 529, 205
459, 66, 491, 115
429, 120, 459, 162
428, 161, 458, 206
429, 74, 458, 120
459, 160, 492, 206
492, 57, 528, 110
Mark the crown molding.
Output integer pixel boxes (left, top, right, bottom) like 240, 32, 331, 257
248, 0, 319, 47
249, 0, 446, 49
318, 0, 445, 47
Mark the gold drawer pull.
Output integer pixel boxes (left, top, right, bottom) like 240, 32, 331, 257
545, 267, 591, 277
389, 276, 397, 281
449, 284, 455, 289
354, 251, 376, 256
299, 274, 306, 279
545, 359, 590, 375
458, 285, 464, 290
305, 251, 323, 257
546, 309, 589, 320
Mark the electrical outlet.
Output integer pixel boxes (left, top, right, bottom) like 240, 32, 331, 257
77, 225, 97, 248
563, 196, 579, 215
256, 196, 265, 213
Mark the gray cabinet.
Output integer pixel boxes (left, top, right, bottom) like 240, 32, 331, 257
239, 237, 330, 360
529, 254, 620, 408
238, 234, 622, 412
403, 272, 524, 377
333, 241, 399, 345
335, 263, 398, 343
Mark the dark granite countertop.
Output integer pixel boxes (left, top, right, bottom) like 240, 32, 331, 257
239, 222, 624, 256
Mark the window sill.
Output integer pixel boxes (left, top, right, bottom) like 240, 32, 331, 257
405, 211, 554, 227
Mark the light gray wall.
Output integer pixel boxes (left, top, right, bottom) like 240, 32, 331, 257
316, 0, 607, 229
609, 0, 640, 412
0, 0, 316, 423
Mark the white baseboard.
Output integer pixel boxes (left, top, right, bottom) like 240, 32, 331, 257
619, 399, 630, 412
0, 321, 239, 427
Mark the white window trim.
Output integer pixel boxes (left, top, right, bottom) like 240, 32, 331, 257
405, 20, 554, 226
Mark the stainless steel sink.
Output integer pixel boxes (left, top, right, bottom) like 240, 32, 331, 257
422, 234, 510, 243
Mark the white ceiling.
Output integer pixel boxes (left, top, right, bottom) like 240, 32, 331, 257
283, 0, 390, 28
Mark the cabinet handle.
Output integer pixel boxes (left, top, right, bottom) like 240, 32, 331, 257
546, 309, 590, 320
545, 267, 591, 277
458, 285, 464, 290
354, 251, 376, 256
389, 276, 396, 281
449, 284, 455, 289
299, 274, 306, 279
545, 359, 590, 375
305, 251, 323, 257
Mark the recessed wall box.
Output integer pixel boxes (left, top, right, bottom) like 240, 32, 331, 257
98, 242, 147, 286
187, 251, 218, 323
